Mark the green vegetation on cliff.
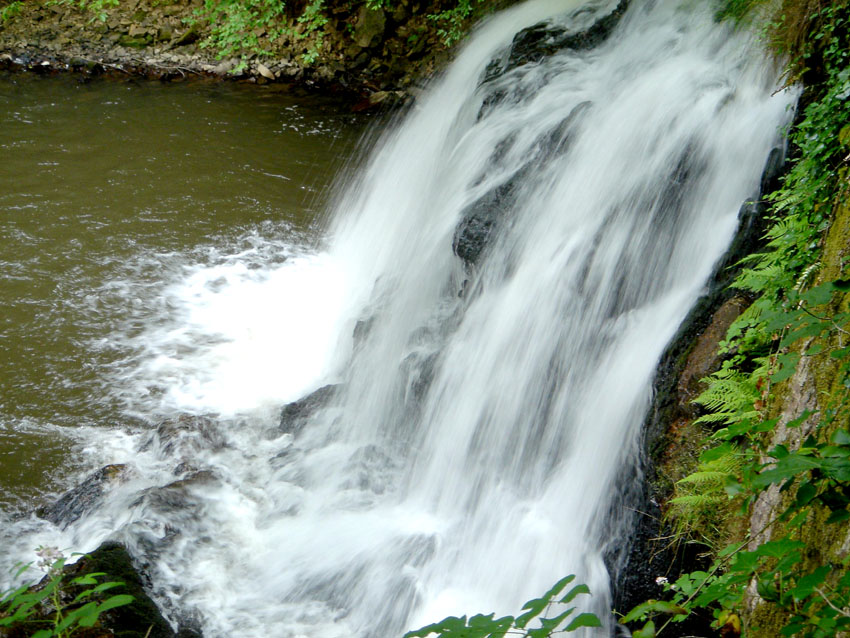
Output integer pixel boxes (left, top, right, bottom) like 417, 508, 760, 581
629, 1, 850, 637
48, 0, 490, 67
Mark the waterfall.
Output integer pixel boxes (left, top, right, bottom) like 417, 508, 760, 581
1, 0, 796, 636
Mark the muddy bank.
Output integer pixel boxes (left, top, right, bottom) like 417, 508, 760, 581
0, 0, 471, 101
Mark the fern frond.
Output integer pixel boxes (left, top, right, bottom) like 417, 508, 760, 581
676, 470, 729, 487
694, 372, 757, 427
669, 494, 726, 509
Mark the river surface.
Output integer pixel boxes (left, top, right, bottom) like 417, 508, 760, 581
0, 73, 367, 513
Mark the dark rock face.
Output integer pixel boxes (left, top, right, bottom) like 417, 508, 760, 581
450, 3, 629, 268
279, 384, 340, 436
452, 99, 590, 267
483, 0, 630, 82
37, 464, 129, 529
452, 181, 520, 266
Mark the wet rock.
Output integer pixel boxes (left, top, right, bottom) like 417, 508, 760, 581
353, 316, 376, 345
134, 471, 218, 515
342, 444, 397, 494
364, 89, 405, 107
452, 180, 520, 266
38, 464, 129, 529
484, 0, 630, 82
401, 349, 438, 404
676, 295, 749, 413
142, 414, 227, 460
279, 384, 339, 436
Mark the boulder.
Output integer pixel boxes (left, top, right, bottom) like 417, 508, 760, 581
352, 5, 386, 49
0, 543, 198, 638
65, 542, 201, 638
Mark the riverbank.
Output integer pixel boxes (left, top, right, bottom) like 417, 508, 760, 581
0, 0, 477, 103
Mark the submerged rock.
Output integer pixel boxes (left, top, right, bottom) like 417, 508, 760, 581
143, 414, 227, 459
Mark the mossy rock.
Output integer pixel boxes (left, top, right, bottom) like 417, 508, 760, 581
118, 34, 153, 48
68, 543, 201, 638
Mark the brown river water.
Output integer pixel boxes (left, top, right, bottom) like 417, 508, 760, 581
0, 72, 368, 513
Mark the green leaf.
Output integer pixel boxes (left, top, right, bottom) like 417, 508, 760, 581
559, 584, 590, 604
796, 481, 817, 506
754, 538, 805, 558
771, 353, 801, 383
563, 612, 602, 631
773, 444, 790, 459
527, 609, 574, 637
541, 575, 575, 601
467, 614, 512, 638
791, 566, 831, 601
516, 576, 574, 628
405, 616, 469, 638
70, 574, 100, 586
700, 442, 737, 463
96, 594, 134, 613
621, 600, 687, 624
781, 320, 829, 348
826, 509, 850, 525
801, 282, 835, 305
12, 563, 32, 579
55, 601, 98, 632
757, 577, 779, 602
631, 620, 656, 638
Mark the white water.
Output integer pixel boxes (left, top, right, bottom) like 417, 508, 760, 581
1, 0, 797, 636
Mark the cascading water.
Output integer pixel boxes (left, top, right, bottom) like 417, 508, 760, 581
0, 0, 797, 636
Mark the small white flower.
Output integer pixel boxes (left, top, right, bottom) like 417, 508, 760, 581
655, 576, 669, 586
35, 546, 64, 573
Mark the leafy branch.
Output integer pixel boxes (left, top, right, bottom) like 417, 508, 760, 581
0, 547, 134, 638
404, 575, 601, 638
